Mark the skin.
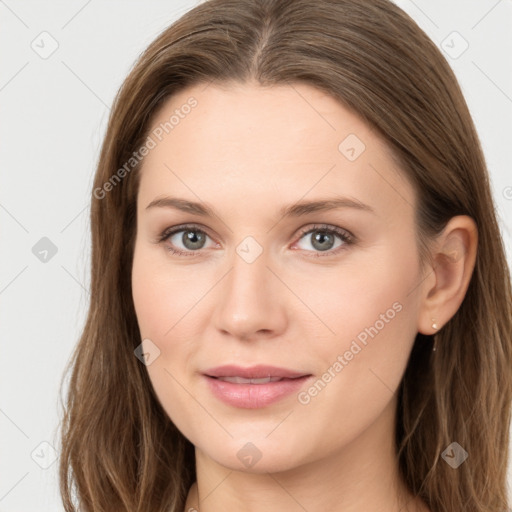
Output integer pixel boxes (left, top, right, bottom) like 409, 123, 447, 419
131, 81, 477, 512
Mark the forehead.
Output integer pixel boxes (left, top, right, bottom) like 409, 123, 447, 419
137, 81, 415, 220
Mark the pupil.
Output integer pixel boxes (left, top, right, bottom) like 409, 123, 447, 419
183, 230, 205, 249
313, 231, 333, 251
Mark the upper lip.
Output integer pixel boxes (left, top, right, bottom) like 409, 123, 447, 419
204, 365, 310, 379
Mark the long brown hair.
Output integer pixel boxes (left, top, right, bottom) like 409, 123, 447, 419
58, 0, 512, 510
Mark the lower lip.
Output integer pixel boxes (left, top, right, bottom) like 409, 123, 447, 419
204, 375, 312, 409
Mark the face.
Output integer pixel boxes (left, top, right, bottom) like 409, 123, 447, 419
131, 81, 424, 473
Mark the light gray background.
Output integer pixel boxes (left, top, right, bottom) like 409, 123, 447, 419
1, 0, 511, 510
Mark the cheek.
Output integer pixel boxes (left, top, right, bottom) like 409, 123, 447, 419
304, 243, 420, 384
131, 246, 200, 436
299, 249, 416, 347
131, 244, 206, 339
131, 243, 211, 406
290, 255, 420, 454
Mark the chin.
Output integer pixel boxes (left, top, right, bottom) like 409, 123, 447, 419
194, 434, 314, 475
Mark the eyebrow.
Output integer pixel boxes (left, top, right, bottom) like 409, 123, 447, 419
145, 195, 375, 217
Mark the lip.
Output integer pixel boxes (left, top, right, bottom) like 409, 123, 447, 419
204, 364, 309, 379
203, 365, 312, 409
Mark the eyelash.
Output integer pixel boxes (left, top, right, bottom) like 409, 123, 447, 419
156, 223, 355, 258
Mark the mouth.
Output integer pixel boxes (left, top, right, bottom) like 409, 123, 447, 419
210, 376, 294, 384
202, 365, 313, 409
204, 364, 310, 380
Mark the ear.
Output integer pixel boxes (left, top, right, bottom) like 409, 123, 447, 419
417, 215, 478, 335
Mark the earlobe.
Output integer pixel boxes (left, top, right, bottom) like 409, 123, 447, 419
417, 215, 478, 336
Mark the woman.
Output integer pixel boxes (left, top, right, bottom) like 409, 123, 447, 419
58, 0, 512, 511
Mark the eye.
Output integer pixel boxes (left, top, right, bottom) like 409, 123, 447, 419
157, 223, 355, 258
293, 224, 354, 256
157, 224, 217, 257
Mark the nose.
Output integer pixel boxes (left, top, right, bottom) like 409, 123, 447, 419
212, 244, 288, 341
